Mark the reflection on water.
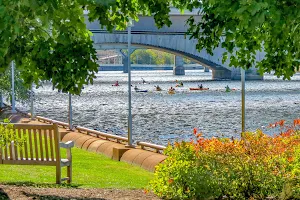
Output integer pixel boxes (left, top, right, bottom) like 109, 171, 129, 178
17, 70, 300, 145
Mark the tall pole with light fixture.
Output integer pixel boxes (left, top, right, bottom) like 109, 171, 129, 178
241, 68, 245, 133
11, 61, 16, 113
127, 19, 133, 146
68, 93, 73, 130
30, 83, 34, 120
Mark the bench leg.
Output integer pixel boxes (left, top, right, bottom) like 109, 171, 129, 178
67, 165, 72, 184
56, 165, 61, 184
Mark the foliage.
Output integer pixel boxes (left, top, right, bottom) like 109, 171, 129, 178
0, 147, 153, 188
2, 0, 299, 94
0, 119, 25, 147
0, 66, 30, 103
184, 0, 300, 79
149, 120, 300, 199
0, 0, 177, 95
131, 49, 175, 65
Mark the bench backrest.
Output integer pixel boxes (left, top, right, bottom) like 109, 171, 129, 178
0, 123, 60, 166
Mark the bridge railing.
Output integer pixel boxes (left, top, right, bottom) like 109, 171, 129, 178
76, 126, 128, 144
137, 141, 166, 153
36, 116, 70, 129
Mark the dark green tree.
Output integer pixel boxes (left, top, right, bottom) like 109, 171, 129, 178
184, 0, 300, 79
0, 0, 174, 95
2, 0, 298, 96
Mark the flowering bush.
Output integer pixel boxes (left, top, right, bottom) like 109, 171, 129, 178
149, 120, 300, 199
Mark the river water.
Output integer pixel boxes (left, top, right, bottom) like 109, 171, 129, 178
17, 70, 300, 146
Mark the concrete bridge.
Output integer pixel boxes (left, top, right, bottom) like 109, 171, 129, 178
86, 9, 263, 80
98, 64, 204, 71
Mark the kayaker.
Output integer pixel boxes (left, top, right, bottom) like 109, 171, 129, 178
134, 86, 139, 91
199, 84, 203, 89
225, 85, 231, 92
141, 78, 146, 84
179, 81, 183, 86
169, 87, 175, 91
113, 81, 119, 86
155, 85, 162, 91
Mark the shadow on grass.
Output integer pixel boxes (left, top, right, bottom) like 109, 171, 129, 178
0, 188, 9, 200
1, 181, 81, 189
22, 192, 106, 200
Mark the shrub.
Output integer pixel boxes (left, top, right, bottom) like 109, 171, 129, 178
149, 120, 300, 199
0, 119, 25, 147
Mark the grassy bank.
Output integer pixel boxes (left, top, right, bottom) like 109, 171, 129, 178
0, 147, 153, 189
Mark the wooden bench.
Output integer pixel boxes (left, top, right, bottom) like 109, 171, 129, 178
0, 123, 74, 184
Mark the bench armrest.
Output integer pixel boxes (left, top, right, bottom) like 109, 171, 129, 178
60, 141, 74, 149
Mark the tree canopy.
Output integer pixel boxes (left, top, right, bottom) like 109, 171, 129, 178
1, 0, 299, 96
0, 0, 174, 95
185, 0, 300, 79
131, 49, 175, 65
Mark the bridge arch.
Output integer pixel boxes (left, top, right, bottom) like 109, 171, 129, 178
94, 42, 220, 72
92, 32, 230, 71
92, 32, 262, 80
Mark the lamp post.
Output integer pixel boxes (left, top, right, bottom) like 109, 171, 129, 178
30, 83, 34, 120
241, 68, 245, 133
0, 93, 3, 108
127, 18, 133, 147
68, 93, 73, 130
11, 61, 16, 113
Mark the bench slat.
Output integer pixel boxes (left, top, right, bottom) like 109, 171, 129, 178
33, 129, 39, 159
14, 141, 18, 160
24, 129, 29, 160
38, 129, 44, 161
18, 129, 24, 160
3, 159, 57, 166
49, 129, 54, 160
9, 143, 13, 160
12, 124, 55, 130
28, 129, 34, 159
44, 130, 49, 161
4, 144, 8, 160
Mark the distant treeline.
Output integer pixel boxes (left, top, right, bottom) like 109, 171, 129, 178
130, 49, 192, 65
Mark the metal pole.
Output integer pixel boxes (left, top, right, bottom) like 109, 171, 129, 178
241, 68, 245, 133
127, 19, 133, 146
68, 93, 73, 130
30, 84, 34, 120
11, 61, 16, 113
0, 93, 3, 108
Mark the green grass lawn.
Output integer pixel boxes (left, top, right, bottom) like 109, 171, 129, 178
0, 147, 153, 189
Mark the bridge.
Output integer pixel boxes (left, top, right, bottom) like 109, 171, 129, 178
86, 8, 263, 80
98, 64, 204, 71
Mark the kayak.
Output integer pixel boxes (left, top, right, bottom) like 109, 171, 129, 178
112, 85, 120, 86
226, 88, 237, 92
189, 88, 209, 91
135, 90, 148, 93
176, 85, 184, 87
168, 90, 175, 95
